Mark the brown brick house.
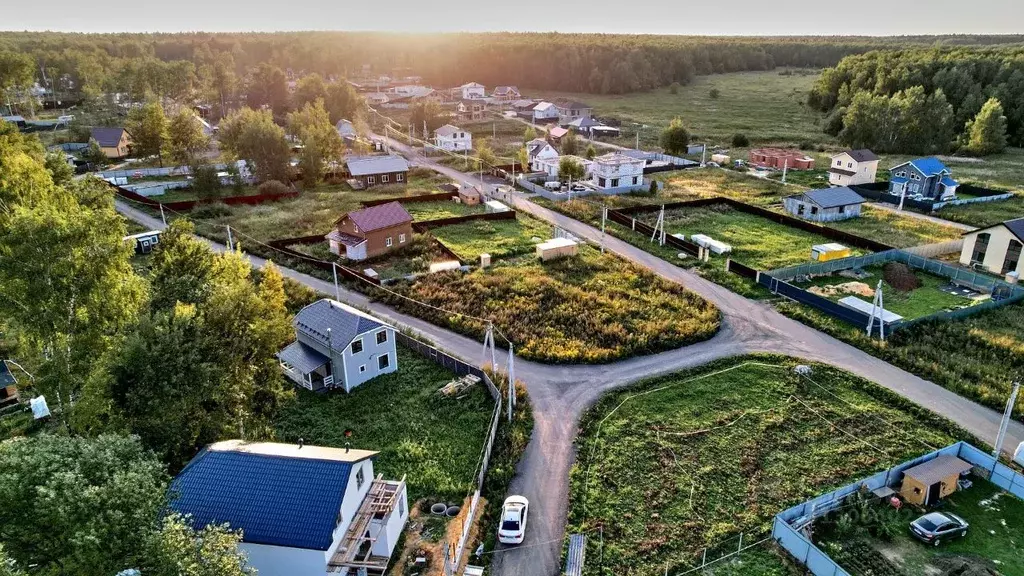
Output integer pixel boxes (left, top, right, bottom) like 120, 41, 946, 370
326, 201, 414, 261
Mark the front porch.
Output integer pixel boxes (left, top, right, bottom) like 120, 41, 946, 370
277, 341, 333, 391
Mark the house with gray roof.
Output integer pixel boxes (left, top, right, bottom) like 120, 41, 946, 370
783, 186, 866, 222
959, 217, 1024, 277
277, 298, 398, 392
554, 99, 593, 125
345, 154, 409, 188
90, 127, 132, 159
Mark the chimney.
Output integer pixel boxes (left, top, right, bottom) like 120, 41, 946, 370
345, 442, 351, 453
298, 437, 304, 449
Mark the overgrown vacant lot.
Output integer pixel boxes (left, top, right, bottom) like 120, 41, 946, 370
539, 69, 828, 148
429, 216, 551, 261
638, 203, 869, 270
405, 200, 485, 221
273, 345, 493, 503
568, 358, 964, 576
779, 300, 1024, 420
935, 192, 1024, 228
825, 206, 963, 248
380, 244, 720, 363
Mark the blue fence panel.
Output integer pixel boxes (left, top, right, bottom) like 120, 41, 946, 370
772, 518, 809, 561
807, 547, 846, 576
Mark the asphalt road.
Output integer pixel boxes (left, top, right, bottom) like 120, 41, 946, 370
115, 149, 1024, 576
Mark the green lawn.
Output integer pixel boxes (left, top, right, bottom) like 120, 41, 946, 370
639, 203, 868, 270
794, 264, 977, 320
273, 344, 494, 503
817, 479, 1024, 576
825, 206, 963, 249
291, 233, 455, 281
569, 357, 965, 575
428, 214, 552, 261
935, 192, 1024, 228
538, 69, 829, 149
405, 200, 485, 222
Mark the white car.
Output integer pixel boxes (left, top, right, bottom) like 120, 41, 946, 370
497, 495, 529, 545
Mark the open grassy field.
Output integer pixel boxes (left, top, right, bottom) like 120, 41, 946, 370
826, 206, 963, 249
273, 344, 494, 503
568, 357, 966, 575
428, 215, 551, 261
935, 192, 1024, 228
817, 479, 1024, 576
380, 243, 720, 363
539, 69, 830, 149
638, 203, 869, 270
404, 200, 485, 221
793, 264, 978, 320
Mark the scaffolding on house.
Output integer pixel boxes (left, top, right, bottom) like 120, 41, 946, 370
327, 474, 406, 574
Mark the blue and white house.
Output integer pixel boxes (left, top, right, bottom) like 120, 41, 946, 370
277, 299, 398, 393
888, 157, 959, 201
169, 440, 408, 576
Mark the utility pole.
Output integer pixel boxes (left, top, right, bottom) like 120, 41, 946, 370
331, 262, 341, 300
226, 225, 234, 251
507, 343, 516, 423
781, 159, 788, 184
600, 205, 607, 253
159, 204, 166, 226
993, 381, 1021, 459
898, 183, 908, 211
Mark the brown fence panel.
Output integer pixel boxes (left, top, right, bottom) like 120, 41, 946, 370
361, 191, 459, 207
414, 210, 517, 230
112, 183, 298, 211
727, 259, 758, 279
607, 209, 701, 256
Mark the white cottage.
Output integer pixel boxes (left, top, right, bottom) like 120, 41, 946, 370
590, 153, 645, 190
960, 217, 1024, 277
828, 149, 879, 187
170, 440, 408, 576
532, 102, 559, 122
459, 82, 486, 100
526, 138, 559, 172
433, 124, 472, 152
277, 299, 399, 393
783, 187, 866, 222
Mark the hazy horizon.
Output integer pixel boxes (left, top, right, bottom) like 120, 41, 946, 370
4, 0, 1023, 36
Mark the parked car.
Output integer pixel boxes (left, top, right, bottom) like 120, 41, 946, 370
910, 511, 969, 546
569, 183, 587, 192
497, 495, 529, 545
543, 181, 562, 191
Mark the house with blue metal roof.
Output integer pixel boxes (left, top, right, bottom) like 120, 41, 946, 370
783, 187, 866, 222
888, 157, 959, 201
277, 299, 398, 393
169, 439, 408, 576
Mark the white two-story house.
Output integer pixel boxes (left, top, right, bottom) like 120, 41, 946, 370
459, 82, 486, 100
590, 152, 645, 190
828, 149, 879, 187
526, 138, 559, 172
277, 299, 398, 393
170, 440, 408, 576
433, 124, 472, 152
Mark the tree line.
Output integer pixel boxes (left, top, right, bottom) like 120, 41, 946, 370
3, 32, 1024, 111
0, 121, 321, 574
809, 47, 1024, 154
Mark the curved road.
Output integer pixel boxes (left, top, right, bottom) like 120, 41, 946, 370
115, 150, 1023, 576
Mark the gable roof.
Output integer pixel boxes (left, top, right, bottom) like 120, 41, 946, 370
903, 455, 973, 486
533, 102, 555, 112
91, 127, 128, 148
526, 138, 554, 158
460, 82, 484, 89
892, 157, 950, 177
169, 440, 377, 551
343, 201, 413, 233
492, 86, 519, 95
790, 187, 866, 209
434, 124, 463, 137
293, 298, 391, 351
964, 217, 1024, 242
837, 149, 879, 163
336, 119, 356, 138
346, 155, 409, 176
554, 99, 591, 110
568, 117, 601, 129
549, 127, 569, 139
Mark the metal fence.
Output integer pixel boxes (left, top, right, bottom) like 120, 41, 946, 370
773, 442, 1024, 575
759, 273, 877, 328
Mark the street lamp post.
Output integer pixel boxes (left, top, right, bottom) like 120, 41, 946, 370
993, 381, 1021, 459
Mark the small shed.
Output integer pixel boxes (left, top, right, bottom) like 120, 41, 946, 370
810, 243, 851, 262
536, 237, 578, 261
124, 230, 162, 254
711, 154, 731, 165
459, 188, 482, 205
783, 187, 866, 223
899, 455, 973, 506
485, 200, 510, 213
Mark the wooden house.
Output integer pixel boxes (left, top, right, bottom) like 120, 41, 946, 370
326, 201, 413, 261
899, 455, 973, 506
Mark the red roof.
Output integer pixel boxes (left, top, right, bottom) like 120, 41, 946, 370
339, 201, 412, 233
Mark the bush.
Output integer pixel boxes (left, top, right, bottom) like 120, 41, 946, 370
709, 88, 720, 99
648, 179, 658, 194
257, 180, 292, 195
798, 140, 815, 151
730, 133, 750, 147
191, 165, 223, 200
190, 202, 232, 219
882, 262, 921, 292
669, 82, 680, 95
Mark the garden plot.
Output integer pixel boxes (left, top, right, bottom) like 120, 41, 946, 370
794, 263, 982, 320
816, 479, 1024, 576
568, 358, 963, 576
290, 233, 457, 281
637, 203, 870, 270
404, 200, 486, 222
428, 215, 552, 262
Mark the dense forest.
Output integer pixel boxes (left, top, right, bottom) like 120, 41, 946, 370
2, 32, 1024, 103
809, 47, 1024, 153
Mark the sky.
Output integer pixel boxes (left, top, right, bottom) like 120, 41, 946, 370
4, 0, 1023, 36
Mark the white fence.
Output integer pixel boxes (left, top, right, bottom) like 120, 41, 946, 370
902, 238, 964, 258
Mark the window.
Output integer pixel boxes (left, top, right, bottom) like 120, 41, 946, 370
810, 206, 819, 215
611, 178, 619, 187
355, 466, 365, 489
367, 176, 375, 185
972, 232, 991, 264
598, 177, 606, 187
1002, 239, 1022, 274
797, 203, 805, 216
399, 233, 406, 244
632, 176, 639, 185
382, 174, 389, 183
847, 162, 853, 168
838, 205, 845, 214
359, 365, 366, 373
835, 159, 842, 166
396, 173, 404, 182
385, 236, 393, 247
351, 338, 363, 355
376, 330, 388, 345
897, 171, 906, 178
378, 354, 390, 370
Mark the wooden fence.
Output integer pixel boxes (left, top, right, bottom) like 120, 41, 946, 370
361, 190, 459, 207
112, 184, 298, 211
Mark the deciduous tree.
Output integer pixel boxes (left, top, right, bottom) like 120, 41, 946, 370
142, 516, 255, 576
167, 108, 210, 167
127, 100, 169, 166
964, 97, 1008, 156
660, 117, 690, 155
523, 125, 537, 141
287, 99, 343, 187
560, 130, 579, 156
43, 150, 74, 186
219, 107, 291, 183
245, 62, 289, 116
558, 156, 586, 182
